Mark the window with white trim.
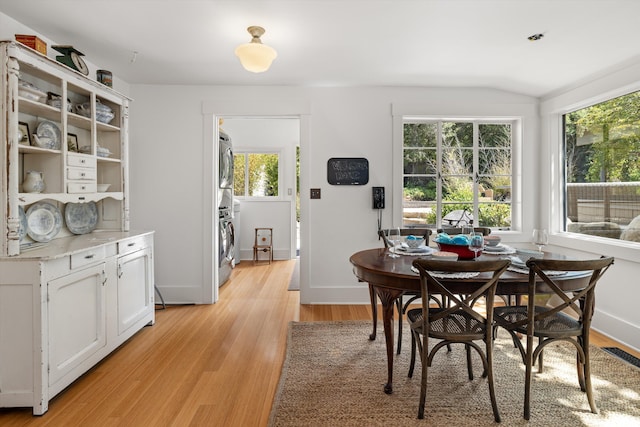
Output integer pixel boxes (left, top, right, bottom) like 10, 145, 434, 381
563, 91, 640, 243
402, 119, 514, 229
233, 152, 280, 197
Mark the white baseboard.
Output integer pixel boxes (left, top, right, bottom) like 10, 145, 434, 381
592, 308, 640, 353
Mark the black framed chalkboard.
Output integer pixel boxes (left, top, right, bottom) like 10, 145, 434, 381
327, 157, 369, 185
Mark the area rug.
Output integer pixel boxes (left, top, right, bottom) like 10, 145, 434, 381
269, 321, 640, 426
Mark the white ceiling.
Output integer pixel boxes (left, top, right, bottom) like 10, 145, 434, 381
1, 0, 640, 98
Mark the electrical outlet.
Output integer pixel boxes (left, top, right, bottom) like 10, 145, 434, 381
310, 188, 321, 199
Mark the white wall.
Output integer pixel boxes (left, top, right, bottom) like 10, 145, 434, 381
222, 118, 299, 262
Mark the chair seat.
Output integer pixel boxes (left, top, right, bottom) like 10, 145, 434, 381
407, 308, 486, 340
494, 305, 582, 338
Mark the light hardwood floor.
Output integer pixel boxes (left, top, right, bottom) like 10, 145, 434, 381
0, 259, 637, 426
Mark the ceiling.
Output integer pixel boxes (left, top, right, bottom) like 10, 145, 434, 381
2, 0, 640, 98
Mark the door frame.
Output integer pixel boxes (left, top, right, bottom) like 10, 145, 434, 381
202, 99, 310, 303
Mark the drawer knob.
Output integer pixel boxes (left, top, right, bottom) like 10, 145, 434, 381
128, 242, 136, 247
84, 254, 95, 259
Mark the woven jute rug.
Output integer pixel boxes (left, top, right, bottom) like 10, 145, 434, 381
269, 321, 640, 426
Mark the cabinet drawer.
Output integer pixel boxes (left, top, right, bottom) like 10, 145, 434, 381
67, 167, 97, 180
118, 235, 150, 256
71, 246, 106, 269
67, 154, 96, 168
68, 183, 97, 193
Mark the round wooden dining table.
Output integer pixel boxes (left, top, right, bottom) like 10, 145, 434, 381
349, 247, 590, 394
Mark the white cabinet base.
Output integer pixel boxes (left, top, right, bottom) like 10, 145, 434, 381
0, 231, 154, 415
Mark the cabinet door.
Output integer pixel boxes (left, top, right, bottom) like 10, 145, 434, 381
48, 264, 106, 386
117, 248, 152, 336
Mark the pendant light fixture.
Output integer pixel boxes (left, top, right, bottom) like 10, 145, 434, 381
234, 26, 278, 73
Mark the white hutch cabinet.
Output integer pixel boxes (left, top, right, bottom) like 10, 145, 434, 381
0, 42, 155, 415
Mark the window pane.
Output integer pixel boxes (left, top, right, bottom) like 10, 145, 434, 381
564, 91, 640, 241
404, 123, 437, 147
479, 148, 511, 176
442, 122, 473, 148
233, 154, 246, 196
248, 153, 279, 197
479, 124, 511, 148
403, 176, 436, 227
479, 202, 512, 228
404, 148, 436, 174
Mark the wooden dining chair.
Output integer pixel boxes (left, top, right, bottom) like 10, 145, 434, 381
409, 258, 510, 421
493, 256, 614, 420
373, 227, 432, 355
253, 228, 273, 264
436, 226, 492, 236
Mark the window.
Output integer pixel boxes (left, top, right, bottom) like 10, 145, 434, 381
233, 152, 280, 197
563, 91, 640, 242
402, 119, 513, 229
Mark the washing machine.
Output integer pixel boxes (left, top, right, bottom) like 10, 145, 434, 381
219, 208, 234, 286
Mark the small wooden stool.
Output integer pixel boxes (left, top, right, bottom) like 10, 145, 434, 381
253, 228, 273, 264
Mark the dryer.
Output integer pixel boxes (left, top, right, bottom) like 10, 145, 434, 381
218, 130, 233, 210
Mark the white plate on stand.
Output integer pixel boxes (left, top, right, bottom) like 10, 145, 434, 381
26, 202, 62, 242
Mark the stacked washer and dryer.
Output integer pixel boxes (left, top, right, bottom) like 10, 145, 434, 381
218, 130, 236, 286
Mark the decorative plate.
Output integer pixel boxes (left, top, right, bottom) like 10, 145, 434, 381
65, 201, 98, 235
392, 246, 435, 256
36, 120, 61, 150
19, 206, 27, 241
26, 201, 63, 242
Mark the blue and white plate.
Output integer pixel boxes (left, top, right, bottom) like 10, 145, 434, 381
18, 206, 27, 241
35, 120, 61, 150
65, 201, 98, 235
26, 201, 62, 242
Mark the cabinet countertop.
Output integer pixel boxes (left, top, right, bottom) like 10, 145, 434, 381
0, 230, 154, 261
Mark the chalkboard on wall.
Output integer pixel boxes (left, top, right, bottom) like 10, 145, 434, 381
327, 157, 369, 185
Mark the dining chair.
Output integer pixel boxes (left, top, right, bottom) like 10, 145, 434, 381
409, 258, 510, 421
253, 227, 273, 264
493, 256, 614, 420
374, 227, 432, 354
436, 226, 492, 236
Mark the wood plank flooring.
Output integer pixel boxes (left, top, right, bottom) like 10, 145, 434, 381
0, 259, 636, 426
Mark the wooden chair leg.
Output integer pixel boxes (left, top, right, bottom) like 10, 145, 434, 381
396, 297, 403, 355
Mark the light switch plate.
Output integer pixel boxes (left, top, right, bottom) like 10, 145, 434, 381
310, 188, 321, 199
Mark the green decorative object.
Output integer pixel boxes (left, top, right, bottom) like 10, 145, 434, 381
52, 45, 89, 75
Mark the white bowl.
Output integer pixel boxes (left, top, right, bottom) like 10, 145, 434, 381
405, 236, 425, 248
97, 184, 110, 192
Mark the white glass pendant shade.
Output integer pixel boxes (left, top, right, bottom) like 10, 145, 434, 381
235, 26, 277, 73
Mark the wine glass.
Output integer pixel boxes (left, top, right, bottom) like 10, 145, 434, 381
532, 229, 548, 253
387, 227, 401, 258
460, 225, 474, 237
469, 232, 484, 259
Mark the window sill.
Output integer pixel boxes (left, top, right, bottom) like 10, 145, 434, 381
551, 232, 640, 264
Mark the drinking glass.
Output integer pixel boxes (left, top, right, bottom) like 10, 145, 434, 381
460, 225, 474, 238
532, 229, 548, 253
469, 232, 484, 259
387, 228, 401, 258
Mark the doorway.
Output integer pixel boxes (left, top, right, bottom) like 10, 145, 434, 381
218, 117, 300, 269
